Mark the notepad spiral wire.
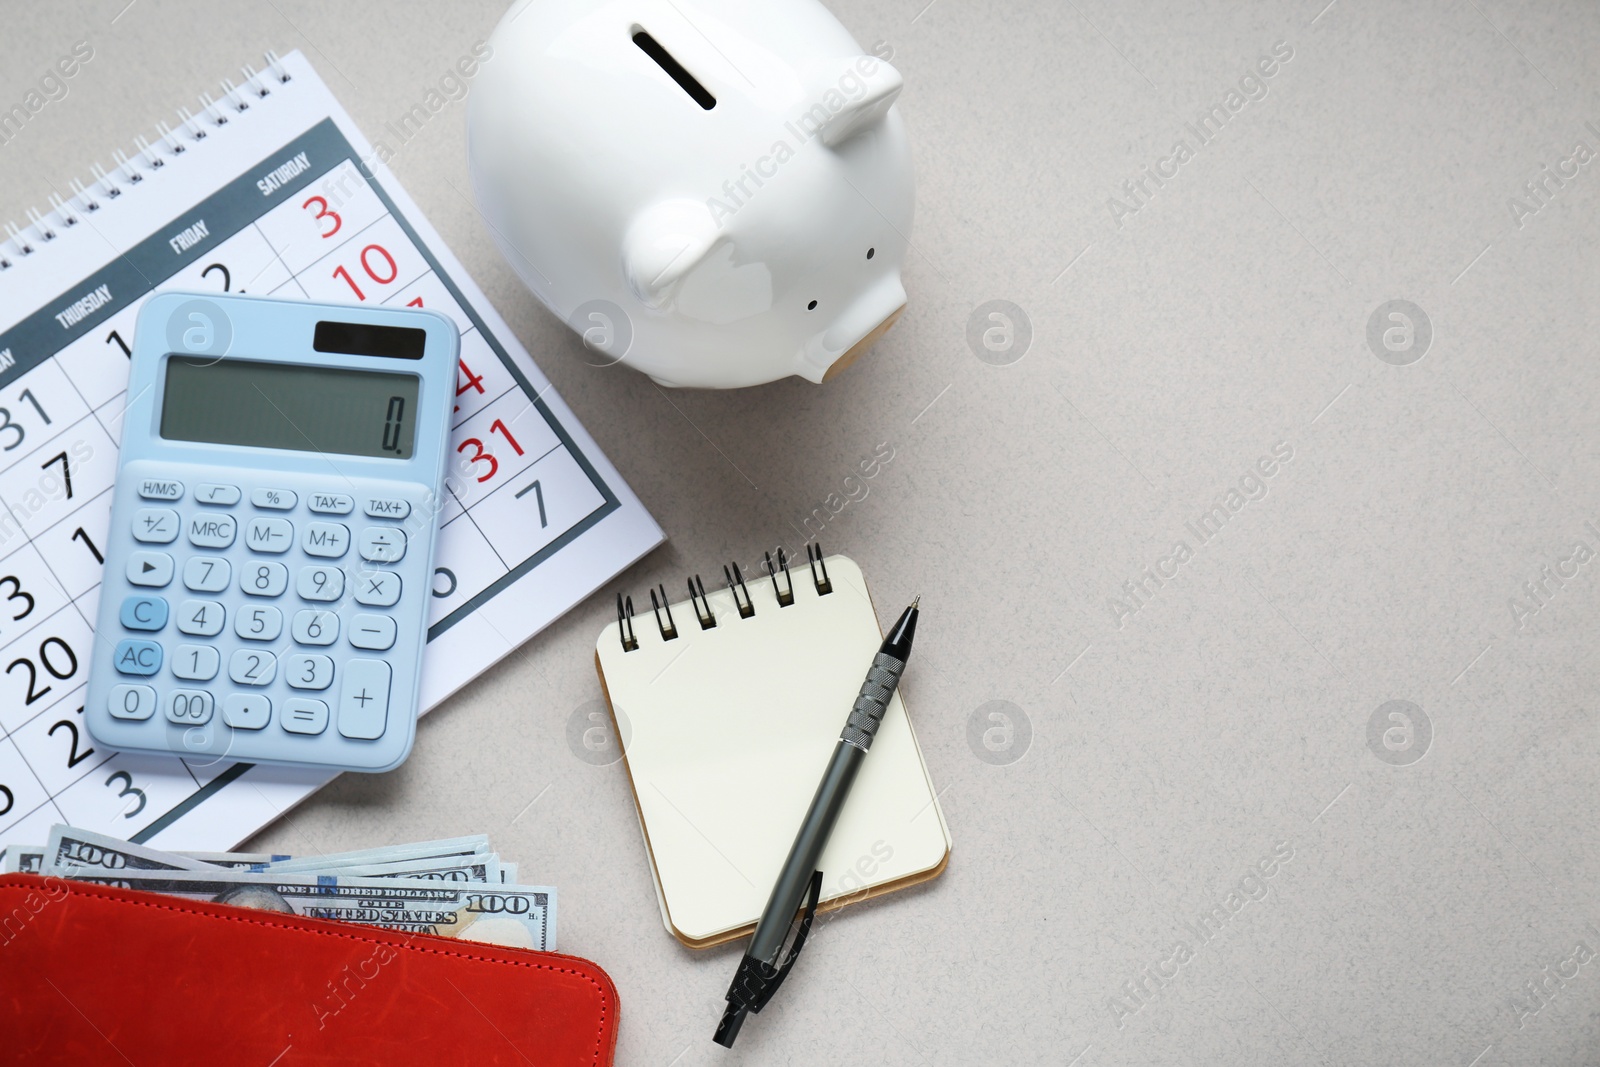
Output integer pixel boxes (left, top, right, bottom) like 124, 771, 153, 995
614, 544, 837, 652
0, 51, 292, 271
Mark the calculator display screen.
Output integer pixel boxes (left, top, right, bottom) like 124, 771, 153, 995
160, 356, 420, 459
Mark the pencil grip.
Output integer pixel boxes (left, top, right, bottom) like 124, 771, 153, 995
839, 652, 905, 750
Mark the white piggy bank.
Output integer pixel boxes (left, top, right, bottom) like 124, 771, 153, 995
468, 0, 914, 388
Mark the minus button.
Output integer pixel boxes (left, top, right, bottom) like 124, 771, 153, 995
349, 613, 396, 651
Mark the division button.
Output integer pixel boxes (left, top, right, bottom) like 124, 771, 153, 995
282, 698, 329, 735
338, 659, 391, 740
108, 684, 157, 720
119, 596, 168, 632
223, 694, 271, 730
359, 527, 406, 563
113, 639, 163, 676
126, 552, 174, 588
349, 613, 397, 651
195, 484, 241, 506
251, 488, 297, 510
132, 508, 180, 543
137, 479, 184, 501
187, 514, 237, 549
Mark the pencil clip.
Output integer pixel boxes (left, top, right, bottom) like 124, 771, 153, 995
724, 562, 755, 619
765, 549, 795, 607
688, 575, 717, 630
807, 543, 833, 596
616, 594, 638, 652
650, 583, 678, 641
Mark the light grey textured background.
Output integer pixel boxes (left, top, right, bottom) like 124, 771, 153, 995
5, 1, 1600, 1064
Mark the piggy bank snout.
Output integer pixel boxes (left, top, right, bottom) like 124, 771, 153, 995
812, 272, 906, 381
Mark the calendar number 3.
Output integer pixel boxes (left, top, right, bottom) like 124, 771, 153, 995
302, 194, 342, 238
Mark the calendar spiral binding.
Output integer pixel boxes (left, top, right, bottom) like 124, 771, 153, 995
0, 51, 292, 272
614, 544, 834, 652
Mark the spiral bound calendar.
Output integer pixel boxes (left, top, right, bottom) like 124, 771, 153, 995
0, 51, 661, 851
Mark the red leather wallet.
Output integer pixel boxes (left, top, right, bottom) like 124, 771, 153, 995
0, 874, 618, 1066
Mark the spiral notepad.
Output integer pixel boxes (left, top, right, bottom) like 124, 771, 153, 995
595, 550, 951, 948
0, 50, 658, 855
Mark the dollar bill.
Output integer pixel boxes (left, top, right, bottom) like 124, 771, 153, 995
62, 868, 557, 950
328, 854, 501, 884
1, 846, 45, 874
262, 835, 489, 873
45, 825, 212, 876
178, 850, 294, 869
500, 862, 517, 884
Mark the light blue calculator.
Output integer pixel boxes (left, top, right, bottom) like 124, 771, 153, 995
85, 292, 457, 773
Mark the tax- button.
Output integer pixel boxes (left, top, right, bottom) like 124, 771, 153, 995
109, 684, 157, 720
119, 596, 168, 631
188, 514, 237, 549
196, 483, 241, 506
303, 522, 350, 558
359, 527, 406, 563
308, 493, 354, 515
126, 552, 173, 588
113, 639, 163, 676
338, 659, 391, 740
132, 508, 179, 543
245, 517, 294, 554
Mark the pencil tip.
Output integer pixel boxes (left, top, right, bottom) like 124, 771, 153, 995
911, 594, 920, 610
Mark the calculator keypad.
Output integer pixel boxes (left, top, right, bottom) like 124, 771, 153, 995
104, 474, 416, 755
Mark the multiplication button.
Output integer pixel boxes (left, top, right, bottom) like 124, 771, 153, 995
132, 509, 179, 543
353, 571, 401, 606
252, 488, 297, 510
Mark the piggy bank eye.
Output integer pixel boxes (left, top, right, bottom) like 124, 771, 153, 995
866, 247, 875, 260
806, 300, 818, 311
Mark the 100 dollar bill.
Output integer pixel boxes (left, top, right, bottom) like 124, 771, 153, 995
63, 869, 556, 951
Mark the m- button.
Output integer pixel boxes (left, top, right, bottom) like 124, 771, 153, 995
246, 517, 294, 554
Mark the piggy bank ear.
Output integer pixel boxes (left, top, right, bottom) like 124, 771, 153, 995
623, 199, 721, 309
817, 59, 904, 148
